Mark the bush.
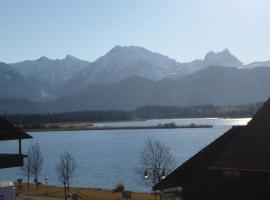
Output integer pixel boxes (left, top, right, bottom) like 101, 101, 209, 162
113, 182, 125, 192
189, 123, 196, 127
163, 122, 176, 128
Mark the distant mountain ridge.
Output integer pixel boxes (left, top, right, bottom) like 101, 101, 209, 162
182, 48, 243, 73
245, 60, 270, 68
1, 66, 270, 113
58, 46, 184, 96
58, 46, 245, 96
44, 66, 270, 112
6, 46, 254, 98
11, 55, 90, 96
1, 45, 270, 113
0, 62, 42, 100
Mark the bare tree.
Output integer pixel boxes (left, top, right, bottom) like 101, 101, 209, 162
137, 138, 176, 187
29, 143, 44, 190
56, 151, 77, 200
20, 148, 33, 188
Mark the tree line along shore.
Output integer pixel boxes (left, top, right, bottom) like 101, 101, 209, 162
24, 122, 213, 132
1, 103, 261, 130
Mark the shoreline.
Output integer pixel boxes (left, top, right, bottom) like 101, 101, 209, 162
17, 183, 155, 200
24, 124, 213, 132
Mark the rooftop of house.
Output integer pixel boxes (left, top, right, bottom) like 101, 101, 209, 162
153, 126, 244, 190
0, 118, 32, 141
154, 97, 270, 191
211, 98, 270, 171
0, 181, 14, 188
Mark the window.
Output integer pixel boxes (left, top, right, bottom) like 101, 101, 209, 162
0, 195, 4, 200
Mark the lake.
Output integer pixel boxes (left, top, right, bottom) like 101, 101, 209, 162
0, 118, 250, 192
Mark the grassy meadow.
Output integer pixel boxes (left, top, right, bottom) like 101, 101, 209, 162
18, 183, 156, 200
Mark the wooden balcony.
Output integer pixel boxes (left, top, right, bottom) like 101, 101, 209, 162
0, 154, 25, 169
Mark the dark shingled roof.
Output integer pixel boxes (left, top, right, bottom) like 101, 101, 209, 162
0, 118, 32, 141
154, 97, 270, 190
247, 97, 270, 129
211, 98, 270, 171
153, 126, 244, 190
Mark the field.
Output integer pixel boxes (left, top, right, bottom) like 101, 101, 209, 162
18, 183, 156, 200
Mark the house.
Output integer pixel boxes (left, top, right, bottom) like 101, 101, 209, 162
0, 118, 32, 200
0, 181, 15, 200
153, 98, 270, 200
0, 118, 32, 169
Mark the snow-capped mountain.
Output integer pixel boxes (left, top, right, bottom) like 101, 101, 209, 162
3, 45, 268, 104
58, 46, 184, 96
58, 47, 245, 96
11, 55, 90, 95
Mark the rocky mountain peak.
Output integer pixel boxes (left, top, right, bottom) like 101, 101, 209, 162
204, 49, 243, 67
65, 55, 78, 60
38, 56, 50, 62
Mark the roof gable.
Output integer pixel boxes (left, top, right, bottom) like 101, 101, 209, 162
211, 98, 270, 171
247, 97, 270, 129
153, 126, 242, 190
0, 118, 32, 141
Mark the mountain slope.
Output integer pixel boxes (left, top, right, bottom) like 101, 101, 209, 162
172, 66, 270, 106
0, 62, 42, 100
58, 46, 184, 96
11, 55, 90, 95
245, 60, 270, 68
58, 47, 245, 96
182, 49, 243, 73
0, 98, 43, 114
48, 76, 156, 111
3, 46, 270, 112
44, 66, 270, 112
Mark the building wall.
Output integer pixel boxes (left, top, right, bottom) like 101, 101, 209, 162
0, 187, 15, 200
207, 171, 270, 200
180, 169, 270, 200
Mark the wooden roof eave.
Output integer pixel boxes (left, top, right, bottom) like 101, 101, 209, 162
0, 154, 25, 169
153, 126, 243, 191
209, 166, 270, 174
0, 118, 32, 141
0, 133, 32, 141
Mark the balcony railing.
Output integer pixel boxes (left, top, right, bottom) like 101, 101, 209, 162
0, 154, 25, 169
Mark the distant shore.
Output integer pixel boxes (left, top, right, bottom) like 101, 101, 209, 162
25, 123, 213, 132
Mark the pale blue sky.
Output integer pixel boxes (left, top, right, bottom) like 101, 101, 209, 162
1, 0, 270, 64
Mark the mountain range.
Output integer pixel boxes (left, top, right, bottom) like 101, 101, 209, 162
0, 62, 42, 100
1, 45, 270, 113
11, 55, 90, 97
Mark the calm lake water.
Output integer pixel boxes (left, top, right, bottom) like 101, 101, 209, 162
0, 118, 250, 192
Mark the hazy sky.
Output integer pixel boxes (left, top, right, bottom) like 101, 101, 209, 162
1, 0, 270, 64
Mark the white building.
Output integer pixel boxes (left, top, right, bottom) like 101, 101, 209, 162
0, 181, 15, 200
